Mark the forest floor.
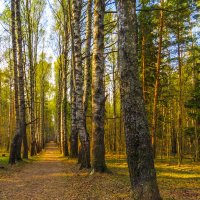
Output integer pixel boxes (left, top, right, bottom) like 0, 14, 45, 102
0, 142, 199, 200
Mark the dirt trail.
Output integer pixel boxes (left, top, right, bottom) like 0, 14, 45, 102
0, 142, 131, 200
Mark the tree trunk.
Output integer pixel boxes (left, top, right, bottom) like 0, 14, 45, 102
26, 0, 36, 156
68, 0, 78, 158
91, 0, 106, 172
40, 82, 45, 149
8, 57, 13, 152
9, 0, 22, 164
177, 21, 183, 166
62, 67, 69, 156
171, 101, 177, 156
16, 0, 28, 159
83, 0, 92, 133
61, 0, 70, 157
112, 53, 117, 153
116, 1, 162, 199
151, 0, 164, 158
70, 69, 78, 157
80, 0, 93, 166
72, 0, 90, 169
57, 35, 63, 151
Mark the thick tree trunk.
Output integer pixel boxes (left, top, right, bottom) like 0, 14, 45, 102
16, 0, 28, 159
80, 0, 93, 166
72, 0, 90, 168
116, 1, 162, 199
9, 0, 22, 164
91, 0, 106, 172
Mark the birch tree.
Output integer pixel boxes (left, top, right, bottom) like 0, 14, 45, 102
116, 0, 162, 199
92, 0, 106, 172
72, 0, 90, 168
9, 0, 22, 164
16, 0, 28, 159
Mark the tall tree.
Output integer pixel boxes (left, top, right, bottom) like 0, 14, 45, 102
151, 0, 164, 158
25, 0, 36, 156
57, 35, 63, 150
68, 0, 78, 158
72, 0, 90, 168
83, 0, 92, 140
9, 0, 21, 164
16, 0, 28, 159
61, 0, 69, 156
116, 0, 161, 199
91, 0, 106, 172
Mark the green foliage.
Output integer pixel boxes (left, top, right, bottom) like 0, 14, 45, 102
36, 53, 52, 92
185, 51, 200, 120
0, 6, 11, 25
184, 127, 200, 140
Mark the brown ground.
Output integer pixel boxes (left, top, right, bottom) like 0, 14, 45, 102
0, 142, 200, 200
0, 142, 131, 200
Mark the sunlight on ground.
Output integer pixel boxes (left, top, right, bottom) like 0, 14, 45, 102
1, 148, 200, 200
0, 178, 20, 183
106, 154, 200, 200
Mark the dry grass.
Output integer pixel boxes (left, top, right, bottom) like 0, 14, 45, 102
106, 154, 200, 200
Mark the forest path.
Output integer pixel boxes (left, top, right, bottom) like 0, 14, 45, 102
0, 142, 70, 199
0, 142, 131, 200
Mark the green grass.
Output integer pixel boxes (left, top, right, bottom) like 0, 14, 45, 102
0, 153, 39, 169
0, 151, 9, 165
0, 155, 9, 168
